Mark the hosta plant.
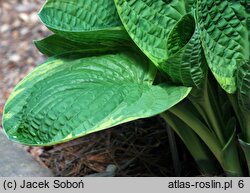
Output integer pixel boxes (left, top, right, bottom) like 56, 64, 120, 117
2, 0, 250, 176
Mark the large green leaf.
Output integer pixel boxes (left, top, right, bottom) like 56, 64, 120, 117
114, 0, 186, 63
197, 0, 250, 93
161, 14, 206, 87
39, 0, 129, 42
237, 61, 250, 112
3, 52, 191, 146
34, 34, 131, 57
238, 135, 250, 175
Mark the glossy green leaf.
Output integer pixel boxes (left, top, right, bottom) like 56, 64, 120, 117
238, 135, 250, 175
237, 61, 250, 112
220, 126, 243, 176
34, 34, 130, 57
114, 0, 186, 63
197, 0, 250, 93
161, 14, 206, 87
237, 61, 250, 143
3, 52, 191, 146
39, 0, 129, 42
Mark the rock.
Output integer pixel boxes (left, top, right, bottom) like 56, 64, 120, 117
19, 13, 29, 22
0, 24, 9, 33
15, 4, 36, 12
85, 164, 117, 177
9, 54, 21, 62
20, 27, 29, 35
0, 130, 53, 177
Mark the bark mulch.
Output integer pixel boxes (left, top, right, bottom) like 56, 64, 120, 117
37, 116, 198, 177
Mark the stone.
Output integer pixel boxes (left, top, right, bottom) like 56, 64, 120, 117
0, 130, 53, 177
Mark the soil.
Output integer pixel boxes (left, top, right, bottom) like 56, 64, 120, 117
0, 0, 199, 177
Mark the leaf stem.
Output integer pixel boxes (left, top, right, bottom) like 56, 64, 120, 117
189, 80, 225, 146
228, 94, 250, 142
168, 103, 222, 160
165, 123, 181, 176
244, 116, 250, 143
161, 111, 218, 175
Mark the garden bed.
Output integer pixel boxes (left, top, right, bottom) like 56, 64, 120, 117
0, 0, 201, 177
